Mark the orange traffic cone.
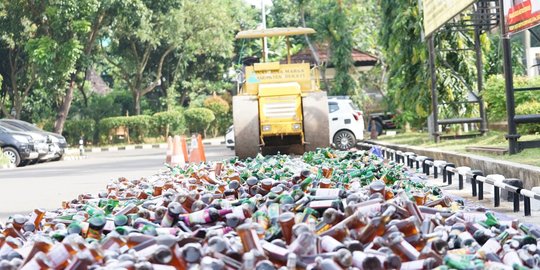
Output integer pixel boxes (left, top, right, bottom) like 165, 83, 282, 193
181, 136, 189, 164
188, 134, 208, 163
165, 136, 173, 165
188, 134, 200, 163
197, 134, 206, 162
171, 135, 185, 167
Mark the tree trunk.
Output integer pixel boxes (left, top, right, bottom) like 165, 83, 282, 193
54, 74, 76, 134
134, 91, 141, 115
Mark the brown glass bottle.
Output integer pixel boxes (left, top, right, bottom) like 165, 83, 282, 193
387, 216, 420, 237
357, 205, 396, 244
236, 223, 264, 254
47, 242, 77, 269
388, 232, 420, 262
279, 212, 296, 244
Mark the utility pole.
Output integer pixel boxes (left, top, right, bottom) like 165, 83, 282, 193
261, 0, 268, 61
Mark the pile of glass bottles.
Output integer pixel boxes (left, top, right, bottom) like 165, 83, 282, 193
0, 149, 538, 270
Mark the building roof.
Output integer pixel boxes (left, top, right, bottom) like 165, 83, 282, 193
290, 43, 378, 67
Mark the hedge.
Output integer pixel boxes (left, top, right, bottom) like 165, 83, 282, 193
184, 108, 215, 136
152, 110, 186, 138
516, 100, 540, 134
203, 95, 231, 137
99, 115, 152, 144
484, 75, 540, 121
63, 119, 96, 145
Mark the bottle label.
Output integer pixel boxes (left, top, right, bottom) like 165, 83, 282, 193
309, 200, 333, 209
48, 245, 69, 268
161, 213, 175, 227
186, 210, 210, 225
268, 204, 280, 221
357, 203, 382, 215
315, 188, 341, 197
232, 206, 246, 220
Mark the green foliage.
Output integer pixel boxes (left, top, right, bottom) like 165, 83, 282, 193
105, 0, 241, 115
63, 119, 96, 145
324, 2, 356, 96
152, 110, 186, 137
484, 34, 526, 77
99, 115, 152, 143
184, 108, 215, 136
484, 75, 540, 121
379, 2, 487, 127
379, 0, 430, 126
0, 151, 9, 167
516, 101, 540, 134
203, 95, 231, 137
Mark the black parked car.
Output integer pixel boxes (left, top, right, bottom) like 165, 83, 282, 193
0, 119, 67, 161
0, 126, 39, 167
0, 121, 50, 163
368, 112, 397, 135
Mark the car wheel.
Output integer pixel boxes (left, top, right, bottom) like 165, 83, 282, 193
333, 130, 356, 150
3, 147, 21, 167
368, 120, 384, 136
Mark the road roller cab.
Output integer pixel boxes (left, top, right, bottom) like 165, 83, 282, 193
233, 27, 330, 158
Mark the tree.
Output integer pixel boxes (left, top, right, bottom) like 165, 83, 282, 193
319, 0, 356, 95
269, 0, 356, 95
380, 1, 495, 127
54, 0, 123, 134
0, 1, 40, 119
104, 0, 240, 115
163, 0, 242, 109
103, 0, 182, 115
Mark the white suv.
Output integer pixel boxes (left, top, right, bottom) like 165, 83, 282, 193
225, 96, 364, 151
327, 96, 364, 150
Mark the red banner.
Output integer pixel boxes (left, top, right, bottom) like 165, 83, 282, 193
505, 0, 540, 34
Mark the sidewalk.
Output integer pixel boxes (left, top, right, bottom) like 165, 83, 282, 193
361, 142, 540, 226
366, 140, 540, 189
420, 166, 540, 226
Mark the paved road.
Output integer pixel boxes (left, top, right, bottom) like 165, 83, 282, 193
0, 145, 234, 222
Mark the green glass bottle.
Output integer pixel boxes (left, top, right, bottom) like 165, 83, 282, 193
300, 176, 313, 191
478, 211, 499, 228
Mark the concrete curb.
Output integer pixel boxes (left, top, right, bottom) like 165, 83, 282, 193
66, 143, 169, 155
61, 155, 89, 161
365, 140, 540, 189
203, 140, 226, 146
64, 139, 225, 154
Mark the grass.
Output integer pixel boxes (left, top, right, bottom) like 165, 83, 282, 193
375, 131, 540, 167
0, 152, 10, 167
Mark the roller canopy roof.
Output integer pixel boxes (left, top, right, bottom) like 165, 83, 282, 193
235, 27, 315, 39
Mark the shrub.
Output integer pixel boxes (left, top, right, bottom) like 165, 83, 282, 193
99, 115, 152, 144
39, 119, 55, 132
484, 75, 540, 121
63, 119, 96, 145
203, 95, 231, 137
516, 100, 540, 134
152, 110, 186, 137
184, 108, 215, 137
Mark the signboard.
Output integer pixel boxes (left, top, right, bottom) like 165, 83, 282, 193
243, 63, 311, 94
504, 0, 540, 34
423, 0, 476, 37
